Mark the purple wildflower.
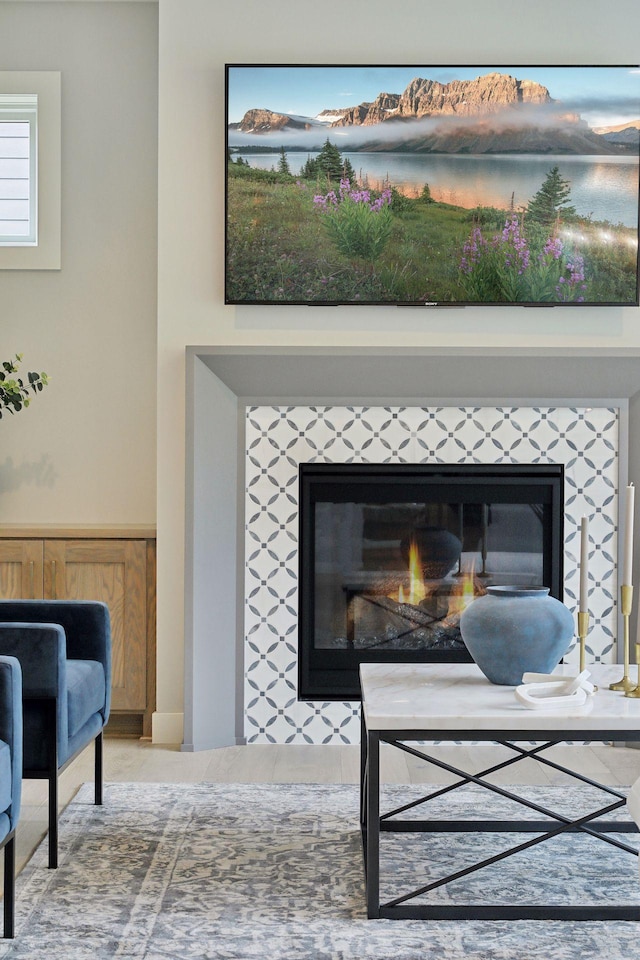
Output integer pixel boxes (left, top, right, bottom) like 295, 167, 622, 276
498, 215, 530, 273
555, 253, 586, 301
314, 183, 390, 216
542, 236, 563, 261
369, 188, 392, 213
460, 226, 487, 273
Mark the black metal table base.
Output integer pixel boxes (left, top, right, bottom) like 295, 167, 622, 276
360, 721, 640, 921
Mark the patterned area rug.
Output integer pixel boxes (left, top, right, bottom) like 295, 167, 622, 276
2, 781, 640, 959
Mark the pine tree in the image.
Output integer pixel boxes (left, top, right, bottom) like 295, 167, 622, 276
527, 166, 576, 225
316, 138, 345, 182
339, 155, 354, 182
277, 146, 290, 175
301, 154, 318, 179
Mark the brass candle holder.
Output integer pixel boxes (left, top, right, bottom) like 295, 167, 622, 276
626, 643, 640, 698
577, 610, 597, 692
577, 610, 589, 673
610, 584, 636, 692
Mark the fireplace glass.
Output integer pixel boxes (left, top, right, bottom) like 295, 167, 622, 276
298, 463, 564, 699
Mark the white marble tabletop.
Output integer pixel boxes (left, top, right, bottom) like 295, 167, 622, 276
360, 662, 640, 733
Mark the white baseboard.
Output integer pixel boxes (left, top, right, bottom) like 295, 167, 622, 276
151, 711, 184, 745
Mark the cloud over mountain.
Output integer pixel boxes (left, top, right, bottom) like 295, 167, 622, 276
228, 72, 635, 156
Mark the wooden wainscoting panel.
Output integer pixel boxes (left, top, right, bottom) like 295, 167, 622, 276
43, 539, 148, 711
0, 539, 44, 599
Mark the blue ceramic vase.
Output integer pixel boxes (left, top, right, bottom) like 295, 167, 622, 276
459, 585, 574, 685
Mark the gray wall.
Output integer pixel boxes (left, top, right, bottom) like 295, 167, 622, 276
0, 1, 158, 524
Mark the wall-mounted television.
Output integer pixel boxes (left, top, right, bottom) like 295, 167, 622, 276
226, 64, 640, 307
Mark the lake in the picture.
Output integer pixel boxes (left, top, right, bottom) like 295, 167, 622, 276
233, 151, 639, 228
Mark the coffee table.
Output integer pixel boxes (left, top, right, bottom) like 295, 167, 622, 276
359, 662, 640, 920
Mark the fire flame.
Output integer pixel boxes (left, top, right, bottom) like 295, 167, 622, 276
406, 539, 426, 605
391, 541, 478, 617
394, 539, 426, 605
446, 565, 476, 617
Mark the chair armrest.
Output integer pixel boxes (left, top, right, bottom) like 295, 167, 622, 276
0, 600, 110, 670
0, 623, 66, 698
0, 655, 22, 755
0, 655, 23, 828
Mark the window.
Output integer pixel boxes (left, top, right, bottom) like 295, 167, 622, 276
0, 93, 37, 245
0, 72, 60, 270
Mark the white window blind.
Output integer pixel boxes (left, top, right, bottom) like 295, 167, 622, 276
0, 94, 37, 246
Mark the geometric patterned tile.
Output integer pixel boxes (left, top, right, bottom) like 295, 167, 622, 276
245, 405, 620, 743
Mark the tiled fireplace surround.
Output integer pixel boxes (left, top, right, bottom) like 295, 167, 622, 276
184, 349, 632, 751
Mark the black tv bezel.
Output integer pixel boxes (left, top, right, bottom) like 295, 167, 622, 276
225, 63, 640, 308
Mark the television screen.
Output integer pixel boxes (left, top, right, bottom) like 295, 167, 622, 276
225, 65, 640, 307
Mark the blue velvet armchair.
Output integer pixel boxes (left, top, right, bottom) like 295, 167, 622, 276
0, 600, 110, 869
0, 655, 22, 938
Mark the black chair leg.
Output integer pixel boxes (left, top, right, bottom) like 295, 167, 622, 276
95, 731, 103, 806
48, 771, 58, 870
3, 834, 15, 938
46, 698, 58, 869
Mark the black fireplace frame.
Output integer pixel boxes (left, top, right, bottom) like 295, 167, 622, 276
298, 463, 565, 701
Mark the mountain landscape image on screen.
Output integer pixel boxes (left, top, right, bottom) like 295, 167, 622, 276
225, 66, 640, 306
